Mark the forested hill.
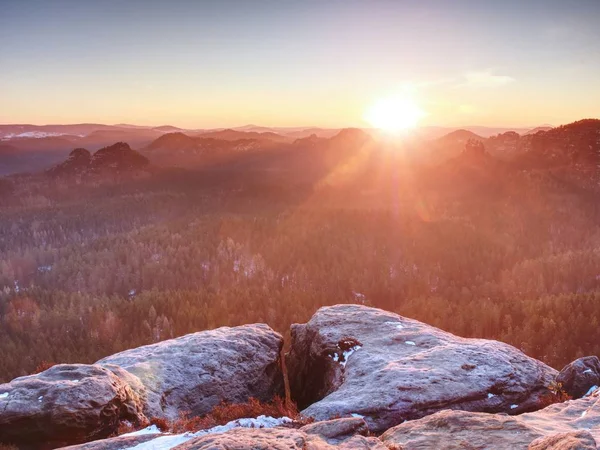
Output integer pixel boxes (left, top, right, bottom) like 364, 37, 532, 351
0, 121, 599, 381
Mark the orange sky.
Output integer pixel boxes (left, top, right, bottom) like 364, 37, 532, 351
1, 1, 599, 128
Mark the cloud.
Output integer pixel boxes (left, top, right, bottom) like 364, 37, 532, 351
460, 70, 515, 88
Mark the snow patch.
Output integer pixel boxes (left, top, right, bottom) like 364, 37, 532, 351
384, 321, 404, 330
487, 393, 495, 399
583, 369, 593, 374
405, 341, 416, 346
0, 392, 8, 399
341, 345, 362, 367
123, 415, 292, 450
584, 385, 599, 397
122, 424, 162, 437
350, 413, 364, 419
581, 411, 588, 418
510, 404, 518, 409
38, 396, 43, 402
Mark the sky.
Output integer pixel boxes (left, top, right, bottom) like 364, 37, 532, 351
1, 0, 599, 128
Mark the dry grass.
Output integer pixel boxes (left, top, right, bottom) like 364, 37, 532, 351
171, 396, 299, 433
539, 381, 572, 408
30, 361, 56, 375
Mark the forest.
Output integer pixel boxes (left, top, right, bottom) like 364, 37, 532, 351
0, 125, 599, 382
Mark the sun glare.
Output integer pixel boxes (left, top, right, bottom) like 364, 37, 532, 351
365, 95, 426, 133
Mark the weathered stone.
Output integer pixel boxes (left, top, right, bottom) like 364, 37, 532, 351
381, 390, 600, 449
97, 324, 285, 420
300, 417, 369, 444
0, 364, 145, 448
60, 433, 158, 450
528, 430, 596, 450
287, 304, 557, 432
556, 356, 600, 399
174, 425, 385, 449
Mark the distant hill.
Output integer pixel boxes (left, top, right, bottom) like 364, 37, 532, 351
525, 126, 553, 135
47, 142, 150, 179
193, 129, 291, 143
426, 129, 485, 161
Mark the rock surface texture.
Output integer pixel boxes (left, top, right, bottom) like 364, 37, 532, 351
557, 356, 600, 399
62, 417, 381, 450
97, 324, 285, 420
381, 389, 600, 449
176, 418, 384, 450
286, 304, 558, 432
0, 364, 146, 448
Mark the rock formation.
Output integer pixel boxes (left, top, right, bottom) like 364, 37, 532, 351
287, 304, 557, 432
97, 324, 285, 420
2, 305, 599, 449
557, 356, 600, 399
380, 389, 600, 449
0, 364, 145, 448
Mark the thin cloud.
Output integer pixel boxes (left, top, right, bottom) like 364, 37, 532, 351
459, 70, 516, 88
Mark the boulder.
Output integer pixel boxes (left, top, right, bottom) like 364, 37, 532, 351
381, 389, 600, 449
0, 364, 146, 448
556, 356, 600, 399
286, 304, 557, 432
97, 324, 285, 420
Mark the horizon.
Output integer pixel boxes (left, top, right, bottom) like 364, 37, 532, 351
2, 0, 599, 128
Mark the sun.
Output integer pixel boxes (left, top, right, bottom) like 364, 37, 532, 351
364, 94, 426, 132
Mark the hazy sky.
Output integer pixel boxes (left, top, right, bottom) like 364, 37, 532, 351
1, 0, 599, 128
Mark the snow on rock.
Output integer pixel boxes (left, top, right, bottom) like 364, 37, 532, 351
121, 416, 293, 450
122, 424, 163, 437
487, 393, 496, 399
585, 386, 599, 397
510, 404, 519, 409
405, 341, 417, 346
97, 324, 285, 420
286, 304, 557, 433
0, 392, 8, 399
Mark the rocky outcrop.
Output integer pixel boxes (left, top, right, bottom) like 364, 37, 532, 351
286, 305, 557, 433
557, 356, 600, 399
47, 142, 149, 179
177, 418, 384, 449
380, 389, 600, 449
62, 417, 380, 450
47, 148, 92, 177
0, 364, 146, 448
97, 324, 285, 420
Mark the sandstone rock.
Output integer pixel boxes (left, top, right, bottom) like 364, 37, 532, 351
60, 433, 158, 450
300, 417, 369, 443
0, 364, 145, 448
97, 324, 285, 420
62, 418, 382, 450
287, 304, 557, 432
175, 425, 385, 449
557, 356, 600, 399
528, 430, 596, 450
381, 389, 600, 449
